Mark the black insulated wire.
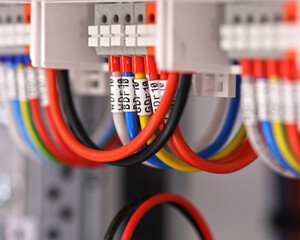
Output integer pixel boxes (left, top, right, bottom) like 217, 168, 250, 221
103, 194, 154, 240
57, 71, 192, 166
102, 195, 205, 240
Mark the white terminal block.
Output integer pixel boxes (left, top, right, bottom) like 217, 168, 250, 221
99, 25, 111, 47
88, 26, 100, 36
220, 22, 300, 58
125, 25, 137, 47
193, 73, 236, 98
0, 23, 30, 48
111, 25, 125, 47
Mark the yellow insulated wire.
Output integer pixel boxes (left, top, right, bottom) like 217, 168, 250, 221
270, 76, 300, 172
20, 100, 62, 165
139, 115, 200, 172
136, 73, 199, 172
209, 125, 246, 160
138, 72, 246, 172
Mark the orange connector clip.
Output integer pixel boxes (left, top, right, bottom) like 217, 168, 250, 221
24, 3, 31, 54
146, 2, 156, 56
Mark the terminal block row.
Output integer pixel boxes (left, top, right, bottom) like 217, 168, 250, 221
220, 2, 284, 59
88, 2, 156, 56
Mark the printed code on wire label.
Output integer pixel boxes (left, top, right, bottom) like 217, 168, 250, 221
149, 80, 161, 113
110, 76, 123, 113
17, 68, 27, 101
122, 76, 136, 112
296, 81, 300, 131
134, 79, 151, 116
282, 81, 296, 123
7, 69, 17, 100
0, 66, 6, 101
26, 68, 38, 99
37, 69, 49, 107
241, 79, 257, 125
268, 81, 282, 122
256, 79, 269, 121
160, 80, 175, 120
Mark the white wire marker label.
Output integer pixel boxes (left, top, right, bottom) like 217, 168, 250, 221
282, 81, 296, 124
37, 69, 49, 107
160, 80, 175, 120
134, 79, 151, 116
241, 78, 257, 125
122, 76, 136, 112
296, 81, 300, 131
110, 76, 123, 113
0, 65, 6, 101
17, 67, 27, 101
149, 80, 161, 113
268, 80, 282, 122
256, 79, 269, 121
26, 67, 38, 99
7, 67, 17, 100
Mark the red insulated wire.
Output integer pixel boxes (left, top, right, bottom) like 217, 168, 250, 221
43, 106, 102, 167
143, 57, 256, 173
30, 97, 101, 167
103, 134, 121, 150
282, 59, 300, 163
162, 59, 257, 174
29, 98, 78, 166
47, 68, 179, 162
121, 193, 214, 240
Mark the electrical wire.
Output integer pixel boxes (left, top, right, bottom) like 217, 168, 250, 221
6, 57, 61, 168
11, 99, 61, 168
241, 59, 296, 178
0, 59, 35, 160
91, 105, 116, 147
121, 193, 214, 240
19, 100, 63, 166
55, 70, 256, 172
126, 68, 170, 169
4, 100, 37, 160
209, 125, 246, 160
192, 98, 229, 152
103, 194, 154, 240
266, 60, 300, 173
15, 60, 63, 167
165, 78, 257, 174
108, 74, 192, 167
103, 193, 210, 240
48, 68, 179, 162
282, 59, 300, 163
57, 71, 190, 166
196, 76, 241, 158
111, 71, 131, 146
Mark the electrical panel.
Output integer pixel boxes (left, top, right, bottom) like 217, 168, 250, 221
0, 1, 299, 240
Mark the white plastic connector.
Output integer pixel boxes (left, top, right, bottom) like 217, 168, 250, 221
111, 25, 125, 46
89, 24, 155, 53
0, 23, 30, 49
70, 69, 110, 96
220, 22, 300, 58
193, 73, 236, 98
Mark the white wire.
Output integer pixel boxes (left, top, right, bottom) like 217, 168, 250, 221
242, 76, 296, 178
112, 113, 130, 145
91, 103, 113, 143
192, 98, 229, 152
4, 100, 39, 163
